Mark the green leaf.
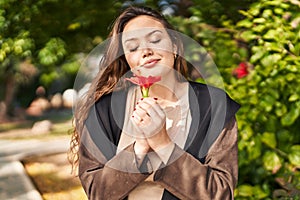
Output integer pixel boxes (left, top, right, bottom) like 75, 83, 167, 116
261, 132, 277, 148
253, 18, 266, 24
263, 151, 282, 173
286, 65, 298, 73
240, 125, 253, 140
236, 19, 253, 28
276, 129, 293, 143
275, 103, 287, 117
274, 8, 284, 15
261, 54, 282, 67
288, 94, 299, 102
253, 185, 269, 199
265, 42, 283, 52
286, 73, 296, 81
281, 107, 300, 126
249, 5, 261, 16
250, 49, 265, 63
253, 24, 266, 33
293, 43, 300, 55
288, 145, 300, 167
238, 10, 253, 19
247, 136, 262, 160
240, 30, 257, 41
259, 95, 275, 112
237, 184, 253, 197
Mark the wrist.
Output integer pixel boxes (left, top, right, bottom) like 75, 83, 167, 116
134, 140, 150, 155
149, 138, 172, 152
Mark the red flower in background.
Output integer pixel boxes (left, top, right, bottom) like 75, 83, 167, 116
125, 75, 161, 97
233, 62, 249, 79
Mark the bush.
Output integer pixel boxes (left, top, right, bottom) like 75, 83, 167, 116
169, 0, 300, 198
231, 0, 300, 198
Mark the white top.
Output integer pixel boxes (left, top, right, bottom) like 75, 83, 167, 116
117, 83, 192, 199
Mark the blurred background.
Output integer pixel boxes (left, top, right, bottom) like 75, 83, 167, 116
0, 0, 299, 199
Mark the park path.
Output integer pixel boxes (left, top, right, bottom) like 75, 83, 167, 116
0, 138, 70, 200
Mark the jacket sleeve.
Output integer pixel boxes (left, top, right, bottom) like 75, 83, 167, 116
79, 140, 150, 200
154, 117, 238, 200
78, 96, 151, 200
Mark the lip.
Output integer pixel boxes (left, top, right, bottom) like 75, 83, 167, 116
141, 59, 160, 68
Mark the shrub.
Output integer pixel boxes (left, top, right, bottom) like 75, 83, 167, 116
169, 0, 300, 198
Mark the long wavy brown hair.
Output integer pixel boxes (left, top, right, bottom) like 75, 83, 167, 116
68, 6, 188, 172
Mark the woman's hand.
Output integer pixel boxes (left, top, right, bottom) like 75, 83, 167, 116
134, 138, 151, 155
131, 98, 172, 151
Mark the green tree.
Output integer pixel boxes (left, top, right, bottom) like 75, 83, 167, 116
0, 0, 124, 120
166, 0, 300, 198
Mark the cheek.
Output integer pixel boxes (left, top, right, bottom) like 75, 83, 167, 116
125, 53, 139, 69
161, 51, 175, 67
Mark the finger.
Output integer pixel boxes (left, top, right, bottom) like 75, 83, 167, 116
134, 105, 149, 119
130, 115, 145, 138
139, 114, 151, 126
132, 111, 143, 123
136, 102, 151, 116
141, 99, 165, 119
138, 98, 159, 112
133, 110, 152, 129
140, 97, 156, 104
136, 97, 145, 105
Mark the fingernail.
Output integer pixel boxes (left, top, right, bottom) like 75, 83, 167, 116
133, 108, 136, 111
153, 97, 158, 100
132, 115, 134, 118
141, 98, 144, 100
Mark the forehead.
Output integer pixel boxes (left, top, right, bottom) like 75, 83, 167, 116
123, 15, 165, 32
122, 15, 167, 42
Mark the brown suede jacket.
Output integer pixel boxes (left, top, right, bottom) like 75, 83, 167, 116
78, 81, 240, 200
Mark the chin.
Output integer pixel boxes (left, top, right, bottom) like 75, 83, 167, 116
141, 64, 173, 77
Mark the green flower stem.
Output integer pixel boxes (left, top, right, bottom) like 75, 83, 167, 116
141, 86, 149, 97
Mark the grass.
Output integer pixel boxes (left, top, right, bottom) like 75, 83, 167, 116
0, 109, 73, 140
23, 153, 88, 200
1, 109, 87, 199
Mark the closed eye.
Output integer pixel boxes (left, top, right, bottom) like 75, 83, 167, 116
151, 39, 161, 44
129, 46, 138, 52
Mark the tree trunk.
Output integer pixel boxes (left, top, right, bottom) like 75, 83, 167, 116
0, 75, 15, 122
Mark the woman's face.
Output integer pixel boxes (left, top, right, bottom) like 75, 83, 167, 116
121, 15, 176, 77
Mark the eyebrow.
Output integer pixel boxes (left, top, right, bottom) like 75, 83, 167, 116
124, 30, 163, 44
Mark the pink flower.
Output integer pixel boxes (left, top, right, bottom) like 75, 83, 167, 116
125, 75, 161, 97
233, 62, 249, 79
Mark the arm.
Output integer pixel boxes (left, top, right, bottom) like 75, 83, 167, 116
79, 140, 151, 200
154, 117, 238, 200
78, 96, 151, 200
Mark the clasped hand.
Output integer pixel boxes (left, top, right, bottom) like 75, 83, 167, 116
131, 98, 171, 154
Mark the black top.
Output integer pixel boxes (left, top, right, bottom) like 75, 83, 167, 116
85, 81, 240, 162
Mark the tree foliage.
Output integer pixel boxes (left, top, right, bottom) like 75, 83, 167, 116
231, 0, 300, 198
168, 0, 300, 198
0, 0, 124, 118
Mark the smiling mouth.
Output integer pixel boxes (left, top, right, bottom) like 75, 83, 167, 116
142, 59, 160, 68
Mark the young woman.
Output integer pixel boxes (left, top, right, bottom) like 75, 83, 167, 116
70, 6, 240, 200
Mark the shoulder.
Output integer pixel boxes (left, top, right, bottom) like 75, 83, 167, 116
95, 89, 127, 108
188, 81, 240, 122
188, 81, 228, 98
94, 89, 128, 127
189, 81, 239, 104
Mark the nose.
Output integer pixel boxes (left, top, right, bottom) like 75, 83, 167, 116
141, 47, 153, 58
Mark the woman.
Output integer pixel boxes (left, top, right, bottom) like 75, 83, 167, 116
70, 6, 240, 200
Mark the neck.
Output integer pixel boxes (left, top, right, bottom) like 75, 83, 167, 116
149, 72, 185, 102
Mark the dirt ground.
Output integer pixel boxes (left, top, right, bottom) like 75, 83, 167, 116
23, 153, 88, 200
